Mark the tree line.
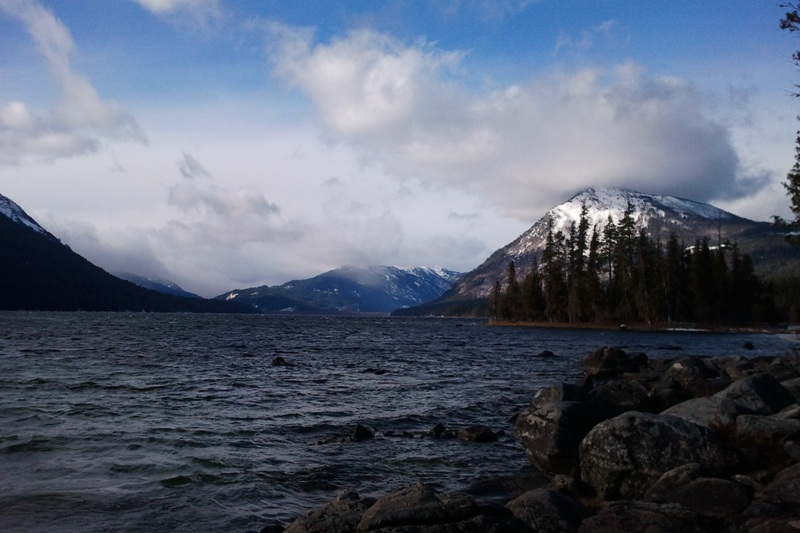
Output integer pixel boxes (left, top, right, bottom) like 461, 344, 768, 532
490, 203, 779, 326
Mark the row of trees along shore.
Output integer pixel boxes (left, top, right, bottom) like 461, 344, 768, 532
490, 203, 782, 326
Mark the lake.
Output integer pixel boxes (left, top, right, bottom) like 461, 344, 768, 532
0, 312, 794, 532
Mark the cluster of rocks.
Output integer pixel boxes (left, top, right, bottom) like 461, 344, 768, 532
259, 344, 800, 532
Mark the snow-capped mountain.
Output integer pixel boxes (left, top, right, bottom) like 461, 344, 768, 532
0, 194, 55, 239
418, 187, 775, 308
216, 265, 462, 313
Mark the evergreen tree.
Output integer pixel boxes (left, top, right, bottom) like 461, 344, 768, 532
490, 280, 502, 321
780, 4, 800, 223
689, 238, 714, 323
521, 259, 546, 321
585, 226, 603, 322
662, 233, 686, 323
505, 260, 522, 321
542, 222, 568, 322
612, 201, 637, 321
786, 132, 800, 223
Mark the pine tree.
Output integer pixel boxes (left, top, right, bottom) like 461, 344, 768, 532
780, 5, 800, 224
662, 233, 686, 323
521, 259, 546, 321
542, 222, 568, 322
786, 133, 800, 223
505, 260, 522, 321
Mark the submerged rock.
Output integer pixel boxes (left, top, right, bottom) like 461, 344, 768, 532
456, 425, 498, 442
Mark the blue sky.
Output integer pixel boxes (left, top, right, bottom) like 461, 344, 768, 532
0, 0, 797, 296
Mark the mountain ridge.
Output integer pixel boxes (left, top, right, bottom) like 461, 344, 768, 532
0, 192, 250, 313
216, 265, 462, 313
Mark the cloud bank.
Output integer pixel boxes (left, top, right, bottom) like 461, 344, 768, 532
0, 0, 145, 166
267, 24, 767, 219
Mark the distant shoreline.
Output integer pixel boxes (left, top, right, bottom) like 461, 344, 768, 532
487, 319, 797, 335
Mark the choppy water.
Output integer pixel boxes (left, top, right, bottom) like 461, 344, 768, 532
0, 312, 795, 532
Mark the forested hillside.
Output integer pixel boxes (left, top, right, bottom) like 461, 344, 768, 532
491, 202, 784, 326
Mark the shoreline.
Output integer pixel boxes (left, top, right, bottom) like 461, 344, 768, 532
275, 345, 800, 532
487, 319, 798, 335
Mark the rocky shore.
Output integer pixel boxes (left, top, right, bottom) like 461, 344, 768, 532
258, 344, 800, 532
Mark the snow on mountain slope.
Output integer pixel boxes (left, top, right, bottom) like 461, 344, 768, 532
217, 265, 463, 313
0, 193, 51, 237
447, 187, 758, 300
507, 187, 746, 259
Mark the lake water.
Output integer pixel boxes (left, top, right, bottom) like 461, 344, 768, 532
0, 312, 795, 532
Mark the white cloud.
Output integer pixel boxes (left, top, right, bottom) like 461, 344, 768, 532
267, 25, 773, 220
0, 0, 145, 166
432, 0, 537, 21
131, 0, 225, 28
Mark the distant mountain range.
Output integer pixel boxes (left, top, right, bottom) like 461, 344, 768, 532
0, 193, 249, 312
114, 272, 201, 299
397, 187, 800, 316
215, 265, 462, 313
0, 192, 460, 313
3, 187, 796, 315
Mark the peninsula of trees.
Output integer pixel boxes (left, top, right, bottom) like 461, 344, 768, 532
490, 202, 780, 327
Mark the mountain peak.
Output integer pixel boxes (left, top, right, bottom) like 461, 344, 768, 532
432, 187, 761, 303
0, 193, 52, 238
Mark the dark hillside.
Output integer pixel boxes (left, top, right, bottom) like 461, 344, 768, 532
0, 214, 249, 312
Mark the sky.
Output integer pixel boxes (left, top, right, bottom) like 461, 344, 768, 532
1, 0, 798, 297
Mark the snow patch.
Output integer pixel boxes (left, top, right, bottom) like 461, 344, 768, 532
0, 194, 49, 235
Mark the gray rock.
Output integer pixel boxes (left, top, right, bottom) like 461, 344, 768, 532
516, 401, 611, 475
582, 347, 647, 378
355, 483, 525, 532
760, 463, 800, 505
735, 415, 800, 446
781, 377, 800, 403
456, 425, 498, 443
579, 411, 725, 500
577, 501, 708, 533
353, 424, 376, 441
505, 488, 591, 533
284, 489, 376, 533
588, 379, 651, 412
661, 395, 739, 431
710, 355, 756, 380
644, 463, 702, 500
531, 382, 587, 408
714, 374, 797, 415
661, 356, 729, 397
662, 477, 753, 519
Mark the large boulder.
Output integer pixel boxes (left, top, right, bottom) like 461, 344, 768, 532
735, 463, 800, 532
659, 477, 753, 519
713, 374, 797, 415
355, 483, 526, 532
284, 490, 376, 533
661, 395, 740, 431
516, 401, 612, 475
582, 347, 647, 378
660, 356, 730, 397
505, 488, 591, 533
579, 411, 725, 500
531, 382, 587, 407
587, 379, 651, 412
577, 501, 709, 533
